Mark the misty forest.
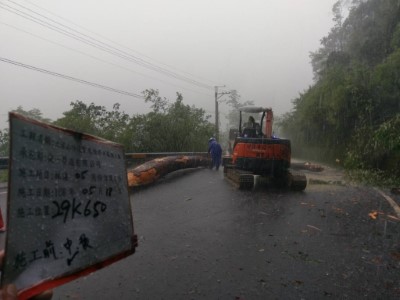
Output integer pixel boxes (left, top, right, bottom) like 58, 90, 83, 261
1, 0, 400, 184
280, 0, 400, 183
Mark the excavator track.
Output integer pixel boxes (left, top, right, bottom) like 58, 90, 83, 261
287, 170, 307, 191
224, 165, 307, 191
224, 165, 254, 190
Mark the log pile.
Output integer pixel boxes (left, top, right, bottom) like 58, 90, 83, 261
127, 155, 210, 187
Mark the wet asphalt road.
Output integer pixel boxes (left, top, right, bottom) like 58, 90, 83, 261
1, 166, 400, 299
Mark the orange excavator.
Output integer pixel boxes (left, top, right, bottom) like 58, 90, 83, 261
223, 106, 307, 190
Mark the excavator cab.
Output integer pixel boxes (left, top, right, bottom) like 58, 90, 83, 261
238, 107, 272, 138
224, 106, 307, 190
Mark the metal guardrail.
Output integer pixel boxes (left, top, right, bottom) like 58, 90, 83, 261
0, 153, 209, 170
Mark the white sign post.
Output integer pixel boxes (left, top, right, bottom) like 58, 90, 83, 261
2, 112, 137, 299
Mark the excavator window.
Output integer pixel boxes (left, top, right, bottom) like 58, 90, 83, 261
242, 121, 262, 138
242, 127, 257, 138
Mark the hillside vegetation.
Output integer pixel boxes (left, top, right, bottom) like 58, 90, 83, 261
279, 0, 400, 182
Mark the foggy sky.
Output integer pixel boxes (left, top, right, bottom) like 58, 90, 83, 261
0, 0, 336, 129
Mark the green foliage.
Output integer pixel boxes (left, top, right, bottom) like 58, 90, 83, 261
390, 23, 400, 49
0, 91, 214, 157
132, 89, 214, 152
11, 106, 52, 123
54, 101, 131, 146
0, 106, 52, 157
282, 0, 400, 180
53, 90, 213, 153
374, 114, 400, 151
371, 48, 400, 121
0, 170, 7, 183
346, 168, 400, 188
346, 115, 400, 175
0, 129, 9, 156
143, 89, 168, 113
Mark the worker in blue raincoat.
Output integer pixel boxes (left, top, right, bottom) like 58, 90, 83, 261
208, 137, 222, 170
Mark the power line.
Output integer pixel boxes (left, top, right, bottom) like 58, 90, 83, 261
0, 2, 162, 76
1, 0, 214, 90
0, 56, 144, 99
21, 0, 219, 87
0, 21, 213, 98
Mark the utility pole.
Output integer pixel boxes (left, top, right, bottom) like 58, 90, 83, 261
214, 86, 230, 141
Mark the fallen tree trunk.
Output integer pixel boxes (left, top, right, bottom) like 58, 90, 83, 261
127, 155, 211, 187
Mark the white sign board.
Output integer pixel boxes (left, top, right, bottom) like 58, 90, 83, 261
2, 113, 137, 299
